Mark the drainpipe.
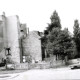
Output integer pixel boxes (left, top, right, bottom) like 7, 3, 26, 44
20, 30, 24, 63
21, 38, 23, 63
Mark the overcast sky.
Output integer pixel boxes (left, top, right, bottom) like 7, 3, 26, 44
0, 0, 80, 33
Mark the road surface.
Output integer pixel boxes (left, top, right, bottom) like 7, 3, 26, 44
1, 68, 80, 80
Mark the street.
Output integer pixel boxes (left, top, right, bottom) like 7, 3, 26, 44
0, 67, 80, 80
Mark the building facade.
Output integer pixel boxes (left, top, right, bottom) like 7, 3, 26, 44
0, 12, 42, 64
22, 31, 42, 63
0, 13, 25, 63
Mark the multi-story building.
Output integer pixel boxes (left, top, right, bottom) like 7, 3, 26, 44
0, 12, 27, 63
0, 12, 42, 64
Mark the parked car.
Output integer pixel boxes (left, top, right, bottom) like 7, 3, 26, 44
70, 62, 80, 69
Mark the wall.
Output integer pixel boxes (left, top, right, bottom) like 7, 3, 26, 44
22, 31, 42, 63
0, 14, 28, 63
0, 16, 4, 52
15, 63, 28, 70
19, 24, 27, 62
6, 16, 20, 63
0, 15, 6, 62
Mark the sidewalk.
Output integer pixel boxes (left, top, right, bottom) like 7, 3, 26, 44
0, 65, 69, 74
0, 73, 19, 80
0, 66, 70, 80
0, 69, 26, 74
0, 69, 26, 80
0, 66, 26, 74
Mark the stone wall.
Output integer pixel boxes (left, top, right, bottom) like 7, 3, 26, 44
15, 63, 28, 70
6, 16, 20, 63
22, 31, 42, 63
0, 15, 6, 62
67, 59, 80, 65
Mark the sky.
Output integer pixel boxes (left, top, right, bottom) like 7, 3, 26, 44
0, 0, 80, 34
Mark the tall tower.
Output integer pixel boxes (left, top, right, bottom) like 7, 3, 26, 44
6, 15, 21, 63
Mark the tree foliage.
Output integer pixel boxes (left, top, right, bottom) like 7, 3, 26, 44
42, 10, 76, 61
47, 10, 61, 32
46, 28, 76, 60
73, 20, 80, 57
42, 11, 77, 59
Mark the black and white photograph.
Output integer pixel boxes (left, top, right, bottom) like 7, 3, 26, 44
0, 0, 80, 80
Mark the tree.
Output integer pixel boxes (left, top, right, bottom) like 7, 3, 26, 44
46, 28, 76, 61
47, 10, 61, 32
42, 10, 76, 62
73, 20, 79, 37
44, 10, 61, 60
58, 28, 76, 61
41, 10, 61, 60
46, 28, 61, 58
73, 20, 80, 57
41, 31, 48, 60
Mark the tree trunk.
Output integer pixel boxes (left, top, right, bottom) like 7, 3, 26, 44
45, 49, 47, 58
65, 56, 68, 64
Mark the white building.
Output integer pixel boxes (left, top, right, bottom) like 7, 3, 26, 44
0, 12, 42, 64
0, 13, 27, 63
